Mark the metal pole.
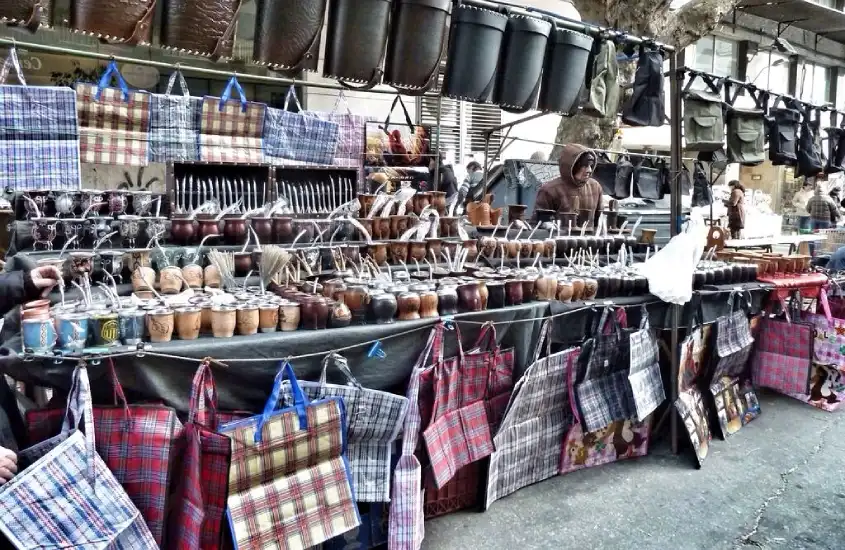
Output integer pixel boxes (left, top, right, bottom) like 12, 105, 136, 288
433, 94, 442, 191
669, 52, 684, 455
482, 132, 492, 196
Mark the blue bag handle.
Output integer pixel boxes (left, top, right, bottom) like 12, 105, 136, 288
255, 361, 309, 443
219, 74, 248, 113
95, 59, 130, 102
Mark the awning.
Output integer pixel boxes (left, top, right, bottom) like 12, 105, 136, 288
735, 0, 845, 43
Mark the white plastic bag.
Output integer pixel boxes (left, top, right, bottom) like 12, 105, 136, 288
636, 214, 707, 305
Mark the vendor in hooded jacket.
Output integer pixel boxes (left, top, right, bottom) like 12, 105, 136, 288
532, 144, 603, 224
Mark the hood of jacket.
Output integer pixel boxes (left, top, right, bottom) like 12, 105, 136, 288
558, 144, 593, 189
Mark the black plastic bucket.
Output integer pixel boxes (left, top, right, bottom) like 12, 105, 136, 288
253, 0, 327, 71
324, 0, 393, 86
494, 15, 551, 113
442, 4, 508, 103
539, 27, 594, 114
385, 0, 452, 93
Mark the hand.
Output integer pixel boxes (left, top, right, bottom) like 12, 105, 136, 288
0, 447, 17, 485
30, 265, 63, 297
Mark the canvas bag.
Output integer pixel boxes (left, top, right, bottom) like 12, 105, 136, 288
149, 69, 201, 163
26, 361, 180, 546
0, 47, 81, 191
726, 107, 766, 166
621, 45, 665, 127
797, 109, 825, 178
219, 362, 359, 550
581, 38, 619, 119
750, 300, 814, 396
200, 75, 266, 164
768, 99, 801, 166
76, 59, 151, 167
280, 352, 409, 503
633, 157, 663, 200
682, 72, 724, 152
0, 365, 157, 548
167, 361, 233, 550
691, 160, 713, 207
628, 307, 665, 421
264, 85, 340, 166
485, 320, 579, 509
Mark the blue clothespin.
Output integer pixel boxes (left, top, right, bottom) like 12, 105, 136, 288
442, 315, 455, 330
367, 341, 386, 359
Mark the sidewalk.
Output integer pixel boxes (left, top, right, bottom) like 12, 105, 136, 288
423, 391, 844, 550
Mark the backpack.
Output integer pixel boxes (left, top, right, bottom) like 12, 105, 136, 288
825, 112, 845, 174
797, 108, 825, 178
691, 161, 713, 207
621, 45, 665, 127
726, 107, 766, 166
633, 157, 663, 200
767, 98, 800, 166
581, 38, 620, 119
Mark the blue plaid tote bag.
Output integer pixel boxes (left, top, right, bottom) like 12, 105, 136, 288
0, 47, 81, 191
264, 85, 340, 165
0, 365, 156, 548
150, 69, 201, 163
628, 307, 665, 421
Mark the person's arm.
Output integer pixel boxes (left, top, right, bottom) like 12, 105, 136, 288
831, 199, 842, 223
0, 266, 62, 317
729, 189, 742, 207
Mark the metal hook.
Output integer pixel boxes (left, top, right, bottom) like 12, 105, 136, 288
135, 342, 146, 358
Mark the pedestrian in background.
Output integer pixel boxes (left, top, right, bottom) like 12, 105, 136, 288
724, 180, 746, 239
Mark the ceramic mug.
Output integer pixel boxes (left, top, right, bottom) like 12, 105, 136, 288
56, 312, 88, 351
236, 305, 259, 336
278, 301, 301, 332
22, 317, 56, 353
89, 311, 120, 347
174, 307, 201, 340
258, 304, 279, 333
118, 308, 146, 345
147, 309, 175, 343
211, 306, 237, 338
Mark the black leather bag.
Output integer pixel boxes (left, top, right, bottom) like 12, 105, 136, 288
253, 0, 326, 70
593, 152, 618, 196
324, 0, 393, 87
494, 14, 551, 113
825, 112, 845, 174
384, 0, 452, 93
691, 161, 712, 207
538, 25, 593, 114
797, 109, 825, 178
621, 45, 665, 127
767, 99, 800, 166
633, 158, 663, 200
614, 155, 634, 199
660, 162, 692, 196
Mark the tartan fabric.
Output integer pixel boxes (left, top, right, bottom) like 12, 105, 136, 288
712, 310, 754, 380
150, 94, 201, 163
76, 82, 151, 166
628, 322, 665, 421
220, 363, 358, 550
264, 104, 340, 165
281, 379, 409, 502
305, 92, 370, 176
575, 372, 634, 432
422, 400, 493, 489
751, 316, 814, 395
199, 97, 265, 164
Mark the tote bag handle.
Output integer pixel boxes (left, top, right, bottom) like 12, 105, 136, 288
219, 74, 248, 113
188, 359, 220, 429
318, 352, 362, 390
59, 365, 98, 484
331, 90, 354, 116
165, 69, 190, 97
95, 59, 130, 102
0, 47, 26, 86
255, 361, 308, 443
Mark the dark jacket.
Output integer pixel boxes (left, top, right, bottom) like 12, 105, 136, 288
532, 144, 603, 222
726, 187, 745, 230
0, 270, 39, 317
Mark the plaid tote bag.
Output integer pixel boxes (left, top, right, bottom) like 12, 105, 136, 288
200, 75, 266, 164
219, 362, 359, 550
281, 352, 408, 502
628, 308, 665, 421
150, 69, 201, 163
464, 322, 515, 434
76, 60, 151, 166
710, 294, 755, 382
0, 365, 157, 548
305, 90, 371, 180
0, 47, 81, 191
751, 315, 813, 395
26, 360, 180, 546
264, 85, 340, 165
168, 360, 233, 550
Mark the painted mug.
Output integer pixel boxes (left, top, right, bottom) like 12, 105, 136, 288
22, 317, 56, 353
56, 313, 88, 351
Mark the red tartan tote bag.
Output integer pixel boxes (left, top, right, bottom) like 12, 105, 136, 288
76, 59, 151, 166
25, 360, 180, 546
0, 365, 157, 548
751, 314, 814, 395
218, 361, 359, 550
168, 360, 233, 550
464, 321, 515, 434
199, 75, 266, 164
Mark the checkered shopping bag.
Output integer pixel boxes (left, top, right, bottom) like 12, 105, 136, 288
710, 294, 755, 381
750, 315, 813, 395
26, 360, 180, 546
281, 352, 408, 502
150, 69, 201, 163
76, 60, 150, 166
0, 47, 81, 190
219, 362, 359, 550
628, 310, 665, 421
264, 85, 340, 165
305, 90, 371, 179
200, 75, 266, 164
465, 322, 515, 433
0, 365, 156, 548
168, 361, 233, 550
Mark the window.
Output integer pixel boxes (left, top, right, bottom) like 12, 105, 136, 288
800, 62, 832, 105
747, 52, 789, 95
691, 36, 739, 78
810, 0, 836, 8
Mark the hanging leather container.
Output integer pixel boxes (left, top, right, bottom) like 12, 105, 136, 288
683, 90, 724, 152
614, 155, 633, 199
324, 0, 393, 87
726, 108, 765, 166
493, 14, 551, 113
253, 0, 326, 71
161, 0, 244, 58
1, 0, 47, 31
582, 38, 619, 119
797, 111, 825, 178
633, 158, 663, 200
442, 3, 508, 103
767, 100, 800, 166
622, 44, 665, 127
691, 161, 712, 207
538, 25, 593, 114
593, 152, 617, 197
385, 0, 451, 93
826, 126, 845, 174
70, 0, 155, 44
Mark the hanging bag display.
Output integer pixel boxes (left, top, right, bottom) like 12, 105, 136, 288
442, 2, 508, 103
369, 94, 431, 167
0, 47, 81, 191
825, 111, 845, 174
0, 365, 157, 548
76, 59, 151, 167
161, 0, 244, 58
768, 97, 800, 166
726, 108, 766, 166
797, 107, 825, 178
199, 75, 266, 164
582, 37, 619, 119
633, 157, 663, 200
324, 0, 392, 87
26, 360, 180, 546
280, 352, 408, 503
70, 0, 155, 44
264, 86, 341, 166
675, 305, 713, 467
0, 0, 45, 30
614, 154, 634, 199
682, 72, 725, 152
493, 13, 551, 113
750, 304, 814, 396
621, 44, 665, 127
593, 152, 619, 197
149, 69, 202, 163
253, 0, 326, 71
691, 160, 713, 207
219, 362, 359, 550
306, 91, 371, 180
538, 24, 593, 114
384, 0, 452, 93
627, 306, 665, 421
466, 322, 516, 432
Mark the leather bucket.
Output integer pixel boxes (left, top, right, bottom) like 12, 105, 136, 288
161, 0, 244, 58
70, 0, 156, 44
324, 0, 393, 87
384, 0, 452, 93
253, 0, 327, 71
539, 27, 593, 114
0, 0, 48, 31
442, 3, 507, 103
494, 14, 551, 113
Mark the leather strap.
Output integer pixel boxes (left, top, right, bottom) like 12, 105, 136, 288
211, 0, 246, 59
124, 0, 156, 45
338, 29, 390, 91
280, 25, 324, 72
